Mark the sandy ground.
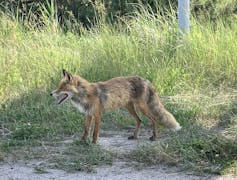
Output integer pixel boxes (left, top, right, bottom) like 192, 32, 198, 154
0, 161, 219, 180
0, 131, 236, 180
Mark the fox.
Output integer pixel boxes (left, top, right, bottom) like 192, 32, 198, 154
50, 69, 181, 144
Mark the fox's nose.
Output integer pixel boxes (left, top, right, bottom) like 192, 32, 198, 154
50, 93, 53, 96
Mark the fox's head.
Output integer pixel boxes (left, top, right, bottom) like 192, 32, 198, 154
50, 69, 79, 104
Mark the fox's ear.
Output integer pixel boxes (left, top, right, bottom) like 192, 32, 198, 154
62, 69, 72, 83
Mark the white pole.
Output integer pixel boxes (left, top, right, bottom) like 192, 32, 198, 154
178, 0, 190, 34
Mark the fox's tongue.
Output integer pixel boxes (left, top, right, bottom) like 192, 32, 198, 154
57, 94, 68, 104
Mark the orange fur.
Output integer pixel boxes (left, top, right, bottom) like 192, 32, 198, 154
50, 70, 181, 144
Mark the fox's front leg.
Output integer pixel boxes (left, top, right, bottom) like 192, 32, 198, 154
81, 115, 92, 141
92, 111, 101, 144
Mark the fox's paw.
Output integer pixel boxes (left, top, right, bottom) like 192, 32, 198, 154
78, 139, 91, 145
128, 135, 138, 140
81, 136, 87, 141
80, 136, 91, 144
149, 136, 156, 141
92, 140, 98, 144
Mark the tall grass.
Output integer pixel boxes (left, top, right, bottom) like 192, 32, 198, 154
1, 9, 237, 97
0, 5, 236, 174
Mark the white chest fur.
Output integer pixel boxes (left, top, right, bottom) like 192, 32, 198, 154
71, 100, 93, 115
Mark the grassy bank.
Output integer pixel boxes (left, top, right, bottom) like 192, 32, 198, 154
0, 9, 236, 174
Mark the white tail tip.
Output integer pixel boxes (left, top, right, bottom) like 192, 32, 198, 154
171, 124, 182, 132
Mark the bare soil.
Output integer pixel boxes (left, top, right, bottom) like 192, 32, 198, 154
0, 131, 236, 180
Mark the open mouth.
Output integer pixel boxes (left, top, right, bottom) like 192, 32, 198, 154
57, 94, 69, 104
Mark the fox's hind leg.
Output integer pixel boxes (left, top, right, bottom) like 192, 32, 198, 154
126, 103, 142, 140
138, 104, 157, 141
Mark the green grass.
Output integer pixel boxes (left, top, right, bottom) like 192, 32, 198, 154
48, 140, 114, 173
128, 129, 237, 174
0, 6, 237, 174
127, 93, 237, 174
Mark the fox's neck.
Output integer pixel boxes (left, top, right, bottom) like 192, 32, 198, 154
74, 75, 91, 85
74, 75, 96, 95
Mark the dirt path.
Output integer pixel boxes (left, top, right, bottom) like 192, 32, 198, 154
0, 161, 217, 180
0, 131, 236, 180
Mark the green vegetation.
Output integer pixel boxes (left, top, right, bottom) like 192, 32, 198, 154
0, 2, 236, 175
49, 140, 114, 172
1, 0, 237, 26
128, 94, 237, 174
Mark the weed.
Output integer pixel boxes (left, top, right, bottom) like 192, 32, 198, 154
221, 160, 237, 175
34, 166, 49, 174
49, 140, 115, 172
127, 119, 237, 174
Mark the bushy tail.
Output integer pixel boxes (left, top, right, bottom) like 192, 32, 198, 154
149, 94, 181, 131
